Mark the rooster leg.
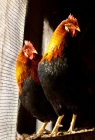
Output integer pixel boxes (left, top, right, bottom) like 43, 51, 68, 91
67, 114, 77, 133
50, 115, 64, 136
36, 121, 49, 134
29, 122, 49, 139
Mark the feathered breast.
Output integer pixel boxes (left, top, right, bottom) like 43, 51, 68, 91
16, 51, 31, 94
30, 59, 41, 84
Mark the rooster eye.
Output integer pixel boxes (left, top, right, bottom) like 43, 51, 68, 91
65, 26, 69, 32
26, 48, 30, 52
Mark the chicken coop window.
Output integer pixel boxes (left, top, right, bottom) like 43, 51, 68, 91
0, 0, 27, 139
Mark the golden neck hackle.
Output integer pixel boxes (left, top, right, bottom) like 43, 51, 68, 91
41, 23, 67, 62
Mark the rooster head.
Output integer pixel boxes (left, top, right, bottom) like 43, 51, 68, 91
64, 13, 80, 37
22, 40, 38, 59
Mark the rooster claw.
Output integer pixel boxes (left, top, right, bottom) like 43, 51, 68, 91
26, 133, 41, 140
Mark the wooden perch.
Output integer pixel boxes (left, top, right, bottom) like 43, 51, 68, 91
16, 128, 95, 140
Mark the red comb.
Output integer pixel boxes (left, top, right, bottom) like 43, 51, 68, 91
68, 13, 76, 21
24, 40, 34, 47
25, 40, 30, 45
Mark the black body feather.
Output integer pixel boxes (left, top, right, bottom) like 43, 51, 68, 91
20, 72, 57, 123
38, 37, 95, 120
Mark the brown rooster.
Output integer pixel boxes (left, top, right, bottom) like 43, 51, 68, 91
16, 41, 57, 138
38, 14, 95, 135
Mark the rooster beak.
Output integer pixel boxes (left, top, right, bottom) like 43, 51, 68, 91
33, 49, 38, 54
76, 27, 80, 32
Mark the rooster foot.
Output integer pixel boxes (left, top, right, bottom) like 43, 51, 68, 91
64, 129, 75, 135
27, 129, 51, 140
26, 133, 42, 140
42, 133, 57, 138
45, 115, 64, 137
42, 130, 59, 138
57, 131, 64, 136
64, 114, 77, 135
44, 129, 51, 134
43, 130, 61, 137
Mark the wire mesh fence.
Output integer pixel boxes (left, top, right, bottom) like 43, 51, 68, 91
0, 0, 27, 139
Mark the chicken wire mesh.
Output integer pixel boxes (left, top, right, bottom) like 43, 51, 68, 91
0, 1, 53, 139
0, 0, 27, 139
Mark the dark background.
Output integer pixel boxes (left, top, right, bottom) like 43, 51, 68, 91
17, 0, 95, 134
